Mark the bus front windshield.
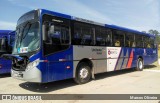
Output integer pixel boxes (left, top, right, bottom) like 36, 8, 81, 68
13, 22, 40, 54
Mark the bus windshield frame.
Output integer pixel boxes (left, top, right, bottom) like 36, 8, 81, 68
12, 11, 41, 55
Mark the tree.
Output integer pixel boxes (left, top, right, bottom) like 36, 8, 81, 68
142, 31, 147, 33
148, 30, 159, 36
148, 29, 160, 45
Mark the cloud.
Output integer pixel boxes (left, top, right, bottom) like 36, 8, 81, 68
0, 21, 16, 30
106, 0, 160, 31
7, 0, 35, 9
52, 0, 115, 24
5, 0, 160, 31
6, 0, 114, 24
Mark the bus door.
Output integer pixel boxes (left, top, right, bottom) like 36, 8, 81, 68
43, 22, 73, 82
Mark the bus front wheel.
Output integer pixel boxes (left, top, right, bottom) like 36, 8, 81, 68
136, 58, 144, 71
74, 62, 91, 84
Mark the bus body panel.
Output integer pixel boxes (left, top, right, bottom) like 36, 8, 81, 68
12, 46, 157, 83
0, 58, 11, 74
10, 9, 158, 83
73, 45, 107, 75
73, 46, 158, 78
12, 51, 43, 82
0, 30, 15, 74
45, 46, 73, 83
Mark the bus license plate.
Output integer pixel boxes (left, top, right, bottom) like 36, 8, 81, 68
13, 72, 23, 78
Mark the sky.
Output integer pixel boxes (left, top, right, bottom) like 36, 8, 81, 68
0, 0, 159, 32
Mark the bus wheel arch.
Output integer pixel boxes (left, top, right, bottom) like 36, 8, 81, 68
74, 58, 94, 84
136, 56, 144, 71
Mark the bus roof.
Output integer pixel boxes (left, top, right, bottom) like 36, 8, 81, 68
0, 30, 13, 34
8, 31, 15, 35
105, 24, 154, 37
38, 9, 154, 37
0, 30, 15, 38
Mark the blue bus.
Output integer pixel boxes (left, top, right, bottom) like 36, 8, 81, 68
4, 9, 157, 84
0, 30, 15, 74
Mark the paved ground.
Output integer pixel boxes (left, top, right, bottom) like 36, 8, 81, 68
0, 66, 160, 103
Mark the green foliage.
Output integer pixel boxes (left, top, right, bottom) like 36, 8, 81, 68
148, 29, 160, 44
142, 31, 147, 33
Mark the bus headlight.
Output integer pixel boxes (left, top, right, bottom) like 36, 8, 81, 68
26, 59, 40, 71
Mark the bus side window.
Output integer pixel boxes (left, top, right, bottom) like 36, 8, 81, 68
115, 40, 120, 46
81, 25, 94, 45
73, 24, 82, 45
150, 37, 155, 48
125, 33, 135, 47
95, 27, 106, 46
143, 36, 156, 49
74, 32, 81, 45
113, 30, 124, 47
61, 27, 69, 44
49, 25, 69, 45
106, 30, 112, 46
132, 42, 136, 47
81, 34, 91, 45
73, 22, 94, 46
135, 35, 143, 48
50, 26, 60, 44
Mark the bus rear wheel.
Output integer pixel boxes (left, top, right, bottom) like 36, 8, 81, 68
74, 62, 91, 84
136, 58, 144, 71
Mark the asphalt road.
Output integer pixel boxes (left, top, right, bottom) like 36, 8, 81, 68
0, 67, 160, 103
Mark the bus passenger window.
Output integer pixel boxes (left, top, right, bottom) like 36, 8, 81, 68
132, 42, 136, 47
147, 44, 151, 48
73, 22, 94, 46
135, 35, 143, 48
61, 27, 69, 44
72, 24, 82, 45
95, 27, 106, 46
81, 34, 91, 45
149, 37, 155, 48
115, 40, 120, 46
125, 33, 135, 47
143, 36, 152, 48
49, 25, 69, 45
50, 26, 61, 44
113, 30, 124, 47
106, 30, 112, 46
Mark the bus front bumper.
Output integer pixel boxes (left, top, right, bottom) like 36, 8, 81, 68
11, 67, 42, 83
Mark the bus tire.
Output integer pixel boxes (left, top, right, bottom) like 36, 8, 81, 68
74, 62, 91, 84
136, 58, 144, 71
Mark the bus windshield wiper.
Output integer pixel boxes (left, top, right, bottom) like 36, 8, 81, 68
22, 23, 32, 40
19, 22, 31, 47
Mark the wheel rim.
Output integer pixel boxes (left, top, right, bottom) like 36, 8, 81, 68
139, 60, 143, 70
79, 68, 88, 79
